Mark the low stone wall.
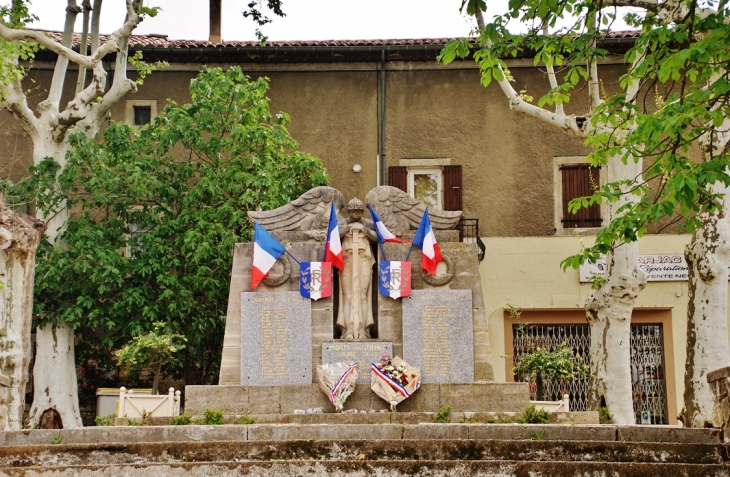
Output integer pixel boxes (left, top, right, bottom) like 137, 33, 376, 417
184, 382, 529, 416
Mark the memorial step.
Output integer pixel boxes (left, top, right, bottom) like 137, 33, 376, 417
1, 460, 727, 477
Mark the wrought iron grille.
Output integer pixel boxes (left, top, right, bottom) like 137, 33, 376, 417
456, 218, 485, 262
512, 322, 668, 424
631, 324, 668, 425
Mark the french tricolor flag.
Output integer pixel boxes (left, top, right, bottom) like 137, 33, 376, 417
251, 223, 286, 289
324, 201, 344, 270
412, 207, 443, 275
367, 204, 403, 243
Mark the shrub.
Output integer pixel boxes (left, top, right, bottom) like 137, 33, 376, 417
203, 408, 225, 425
434, 406, 452, 423
516, 404, 550, 424
171, 413, 193, 425
237, 415, 257, 425
94, 414, 116, 426
599, 406, 615, 424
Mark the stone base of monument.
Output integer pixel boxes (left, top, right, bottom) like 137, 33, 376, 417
184, 382, 530, 416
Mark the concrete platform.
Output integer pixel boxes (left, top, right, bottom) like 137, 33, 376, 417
184, 382, 530, 415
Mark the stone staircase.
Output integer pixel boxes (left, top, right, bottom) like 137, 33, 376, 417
1, 422, 727, 476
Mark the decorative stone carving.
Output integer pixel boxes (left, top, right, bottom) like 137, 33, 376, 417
247, 186, 346, 240
366, 186, 463, 235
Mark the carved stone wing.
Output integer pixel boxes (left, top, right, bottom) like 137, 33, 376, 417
366, 186, 462, 235
247, 186, 345, 233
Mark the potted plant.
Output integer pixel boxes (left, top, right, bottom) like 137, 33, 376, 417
115, 322, 186, 395
513, 342, 589, 402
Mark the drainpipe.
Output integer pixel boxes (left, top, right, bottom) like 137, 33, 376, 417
379, 49, 387, 186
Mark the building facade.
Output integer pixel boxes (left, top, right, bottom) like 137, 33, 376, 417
1, 32, 721, 424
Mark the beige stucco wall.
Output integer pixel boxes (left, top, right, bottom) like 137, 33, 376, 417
2, 59, 628, 238
481, 233, 729, 421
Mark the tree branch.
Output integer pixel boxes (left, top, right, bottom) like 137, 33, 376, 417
475, 8, 587, 137
0, 14, 120, 72
47, 0, 81, 106
75, 0, 92, 94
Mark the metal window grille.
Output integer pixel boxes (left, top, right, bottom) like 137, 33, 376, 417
512, 322, 668, 424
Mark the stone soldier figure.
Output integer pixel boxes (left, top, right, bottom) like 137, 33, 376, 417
336, 198, 377, 340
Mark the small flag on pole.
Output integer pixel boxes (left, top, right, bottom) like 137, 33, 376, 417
324, 201, 344, 270
367, 204, 404, 243
412, 207, 443, 275
251, 223, 287, 288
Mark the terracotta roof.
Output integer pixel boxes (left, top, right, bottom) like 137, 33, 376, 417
39, 29, 640, 50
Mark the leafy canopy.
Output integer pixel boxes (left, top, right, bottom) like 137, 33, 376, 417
17, 66, 329, 384
441, 0, 730, 269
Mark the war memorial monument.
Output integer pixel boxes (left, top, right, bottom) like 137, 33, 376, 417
186, 186, 528, 415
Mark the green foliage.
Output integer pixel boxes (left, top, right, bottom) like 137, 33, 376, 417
513, 342, 589, 383
237, 415, 257, 425
530, 428, 547, 440
442, 0, 730, 270
94, 414, 116, 426
516, 404, 550, 424
501, 416, 513, 424
599, 406, 615, 424
52, 434, 63, 444
242, 0, 285, 42
203, 408, 225, 425
434, 405, 452, 423
128, 51, 168, 85
115, 322, 186, 393
0, 2, 39, 102
171, 413, 193, 425
16, 66, 328, 387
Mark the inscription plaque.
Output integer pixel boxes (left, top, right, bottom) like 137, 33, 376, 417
402, 289, 473, 383
241, 291, 311, 385
322, 342, 393, 383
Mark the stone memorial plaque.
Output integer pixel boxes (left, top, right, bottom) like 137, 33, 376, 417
241, 291, 312, 385
402, 289, 473, 383
322, 342, 393, 383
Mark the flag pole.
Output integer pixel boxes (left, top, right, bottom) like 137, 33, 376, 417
285, 249, 300, 265
405, 242, 415, 262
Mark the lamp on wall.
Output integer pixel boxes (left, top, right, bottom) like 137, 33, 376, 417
352, 164, 362, 173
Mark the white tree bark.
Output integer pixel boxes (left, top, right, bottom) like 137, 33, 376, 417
1, 0, 144, 429
679, 118, 730, 428
0, 206, 45, 430
585, 153, 647, 424
472, 8, 645, 423
27, 323, 82, 429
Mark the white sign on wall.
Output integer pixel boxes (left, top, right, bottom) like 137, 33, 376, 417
580, 253, 693, 282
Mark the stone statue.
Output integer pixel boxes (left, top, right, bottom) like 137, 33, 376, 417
336, 198, 378, 340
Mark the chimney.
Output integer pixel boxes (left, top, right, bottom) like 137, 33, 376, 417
209, 0, 222, 43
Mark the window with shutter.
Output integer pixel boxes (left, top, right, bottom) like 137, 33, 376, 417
390, 161, 461, 211
560, 163, 601, 228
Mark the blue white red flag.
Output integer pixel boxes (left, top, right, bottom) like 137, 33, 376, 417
251, 223, 286, 288
324, 201, 344, 270
378, 261, 412, 299
367, 204, 403, 243
300, 262, 333, 300
412, 208, 443, 275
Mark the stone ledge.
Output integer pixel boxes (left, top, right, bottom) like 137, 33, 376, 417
184, 382, 530, 416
